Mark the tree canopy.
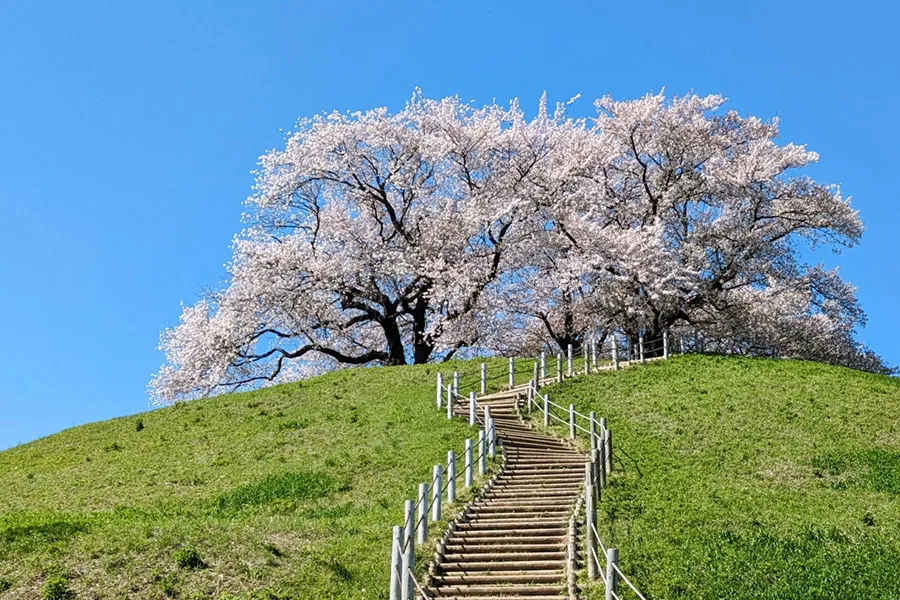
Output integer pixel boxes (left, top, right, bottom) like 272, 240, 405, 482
150, 91, 887, 404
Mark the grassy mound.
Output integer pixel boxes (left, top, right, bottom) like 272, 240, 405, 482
540, 354, 900, 600
0, 362, 489, 599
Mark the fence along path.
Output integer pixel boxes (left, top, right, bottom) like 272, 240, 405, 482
391, 333, 676, 600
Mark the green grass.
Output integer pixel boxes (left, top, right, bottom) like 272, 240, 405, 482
0, 361, 494, 599
534, 354, 900, 600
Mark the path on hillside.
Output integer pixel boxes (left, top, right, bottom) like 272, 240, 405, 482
427, 384, 584, 599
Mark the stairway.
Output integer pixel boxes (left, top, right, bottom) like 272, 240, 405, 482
428, 386, 584, 599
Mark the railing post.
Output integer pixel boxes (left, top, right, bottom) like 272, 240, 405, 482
432, 465, 443, 522
589, 411, 598, 453
543, 392, 550, 427
480, 362, 486, 395
605, 427, 613, 476
416, 483, 428, 544
605, 548, 619, 600
639, 335, 645, 363
390, 525, 402, 600
583, 345, 588, 375
680, 334, 686, 354
508, 357, 514, 389
557, 352, 563, 382
447, 450, 456, 505
402, 500, 415, 600
465, 439, 473, 488
453, 370, 459, 396
446, 385, 453, 419
597, 442, 606, 489
591, 339, 597, 372
436, 372, 443, 409
532, 361, 539, 391
611, 335, 619, 370
486, 406, 496, 458
540, 351, 546, 381
567, 344, 573, 376
586, 461, 598, 581
663, 330, 669, 359
527, 380, 534, 412
478, 429, 487, 475
469, 392, 476, 426
569, 404, 575, 439
592, 447, 602, 495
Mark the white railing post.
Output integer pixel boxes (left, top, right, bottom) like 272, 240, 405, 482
540, 351, 546, 381
446, 385, 453, 419
569, 404, 576, 439
639, 335, 645, 363
478, 429, 487, 475
605, 426, 612, 476
508, 357, 514, 389
532, 361, 539, 390
485, 406, 496, 458
592, 447, 602, 496
680, 334, 686, 354
469, 392, 476, 426
416, 483, 428, 544
605, 548, 619, 600
586, 461, 598, 581
543, 392, 550, 427
583, 345, 589, 375
591, 340, 597, 372
402, 500, 415, 600
453, 370, 459, 396
589, 411, 598, 453
611, 335, 619, 370
390, 525, 402, 600
436, 372, 443, 409
567, 344, 573, 376
465, 439, 473, 488
446, 451, 456, 505
432, 465, 443, 522
527, 380, 534, 412
480, 362, 486, 395
557, 352, 563, 382
663, 330, 669, 359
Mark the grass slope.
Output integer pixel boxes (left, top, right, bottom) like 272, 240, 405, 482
0, 362, 492, 600
539, 355, 900, 600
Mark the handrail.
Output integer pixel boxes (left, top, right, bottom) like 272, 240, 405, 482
613, 562, 649, 600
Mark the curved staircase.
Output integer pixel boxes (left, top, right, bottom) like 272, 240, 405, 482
428, 385, 583, 599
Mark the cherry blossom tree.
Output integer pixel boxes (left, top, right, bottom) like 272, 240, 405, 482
151, 90, 889, 403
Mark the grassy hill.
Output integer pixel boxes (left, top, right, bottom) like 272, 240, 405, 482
536, 354, 900, 600
0, 362, 496, 600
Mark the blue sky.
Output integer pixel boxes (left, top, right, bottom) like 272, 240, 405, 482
1, 0, 897, 450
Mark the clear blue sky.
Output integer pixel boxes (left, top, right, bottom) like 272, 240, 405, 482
1, 1, 897, 450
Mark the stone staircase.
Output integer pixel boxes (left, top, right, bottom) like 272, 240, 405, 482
427, 385, 584, 599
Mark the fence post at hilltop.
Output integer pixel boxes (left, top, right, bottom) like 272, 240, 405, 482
567, 344, 573, 376
508, 357, 514, 388
527, 380, 534, 412
390, 525, 402, 600
532, 361, 539, 390
557, 353, 563, 382
680, 334, 685, 354
611, 335, 619, 370
432, 465, 443, 522
402, 500, 415, 600
486, 407, 496, 458
453, 370, 459, 396
591, 339, 597, 372
544, 393, 550, 427
469, 392, 476, 426
663, 330, 669, 359
478, 429, 487, 475
416, 483, 428, 544
639, 335, 645, 363
436, 372, 443, 409
605, 548, 619, 600
540, 351, 546, 381
480, 362, 486, 394
447, 450, 456, 504
586, 461, 598, 581
569, 404, 576, 439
